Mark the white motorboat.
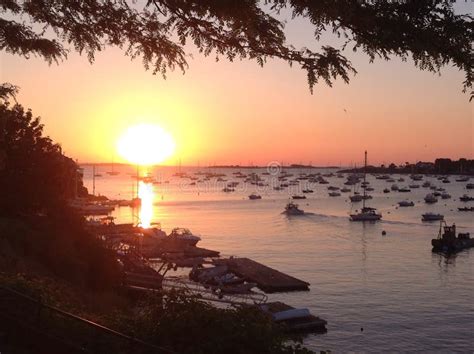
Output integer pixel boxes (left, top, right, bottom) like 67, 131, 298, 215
284, 202, 305, 215
168, 228, 201, 246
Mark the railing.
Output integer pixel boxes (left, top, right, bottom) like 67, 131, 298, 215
0, 286, 173, 354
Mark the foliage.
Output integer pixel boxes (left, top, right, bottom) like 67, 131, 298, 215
0, 102, 87, 214
0, 212, 122, 291
0, 0, 471, 97
113, 289, 313, 354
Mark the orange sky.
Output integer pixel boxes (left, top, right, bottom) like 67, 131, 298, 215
1, 4, 472, 166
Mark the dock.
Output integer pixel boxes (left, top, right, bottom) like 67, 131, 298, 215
214, 257, 310, 293
258, 301, 327, 332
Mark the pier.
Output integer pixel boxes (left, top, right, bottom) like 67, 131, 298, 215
214, 257, 310, 293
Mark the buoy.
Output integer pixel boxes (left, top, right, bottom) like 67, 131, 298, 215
382, 230, 387, 235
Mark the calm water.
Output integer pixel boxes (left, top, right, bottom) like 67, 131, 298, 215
83, 165, 474, 352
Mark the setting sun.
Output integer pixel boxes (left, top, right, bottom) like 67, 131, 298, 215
117, 124, 175, 165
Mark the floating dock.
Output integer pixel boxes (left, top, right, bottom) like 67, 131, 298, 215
259, 301, 327, 332
214, 257, 310, 293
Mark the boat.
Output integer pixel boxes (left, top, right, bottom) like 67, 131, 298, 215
222, 187, 235, 192
350, 207, 382, 221
302, 189, 314, 193
440, 192, 451, 199
168, 228, 201, 246
248, 193, 262, 200
341, 187, 351, 193
431, 221, 474, 253
398, 200, 414, 207
350, 194, 363, 202
383, 188, 390, 193
328, 191, 341, 197
424, 194, 438, 204
455, 176, 469, 182
349, 151, 382, 222
459, 194, 474, 202
422, 181, 431, 188
391, 184, 399, 191
458, 207, 474, 212
466, 183, 474, 189
398, 187, 411, 192
283, 202, 305, 215
68, 199, 115, 215
422, 213, 444, 222
292, 195, 306, 200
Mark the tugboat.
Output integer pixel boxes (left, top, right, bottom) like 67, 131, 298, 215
283, 202, 305, 215
431, 221, 474, 253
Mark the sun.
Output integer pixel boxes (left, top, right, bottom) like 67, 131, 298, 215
117, 124, 176, 165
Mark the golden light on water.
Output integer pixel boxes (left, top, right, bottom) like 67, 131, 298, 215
117, 124, 175, 165
138, 181, 153, 228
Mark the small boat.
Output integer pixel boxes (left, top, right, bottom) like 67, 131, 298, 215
432, 221, 474, 253
328, 192, 341, 197
440, 192, 451, 199
391, 184, 399, 191
424, 194, 438, 204
327, 186, 340, 191
459, 194, 474, 202
456, 176, 469, 182
248, 193, 262, 200
458, 207, 474, 212
398, 187, 411, 192
398, 200, 414, 207
341, 187, 351, 193
284, 202, 305, 215
466, 183, 474, 190
302, 189, 314, 193
350, 194, 363, 202
223, 187, 235, 192
168, 228, 201, 246
422, 181, 431, 188
350, 207, 382, 221
292, 195, 306, 200
383, 188, 390, 193
422, 213, 444, 222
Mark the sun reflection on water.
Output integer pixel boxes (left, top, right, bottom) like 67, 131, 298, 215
138, 181, 153, 228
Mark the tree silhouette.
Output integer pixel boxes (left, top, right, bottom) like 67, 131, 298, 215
0, 0, 472, 99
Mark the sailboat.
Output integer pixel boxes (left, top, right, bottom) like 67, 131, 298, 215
350, 151, 382, 221
106, 156, 120, 175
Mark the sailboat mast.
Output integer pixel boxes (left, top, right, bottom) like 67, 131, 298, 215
363, 151, 367, 209
92, 164, 96, 196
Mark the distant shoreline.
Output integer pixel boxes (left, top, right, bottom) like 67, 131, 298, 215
79, 163, 342, 169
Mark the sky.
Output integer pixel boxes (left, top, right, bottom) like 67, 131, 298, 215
1, 2, 472, 167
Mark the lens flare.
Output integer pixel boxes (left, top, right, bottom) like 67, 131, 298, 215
117, 124, 175, 165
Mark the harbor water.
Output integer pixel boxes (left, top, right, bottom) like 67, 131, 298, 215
83, 165, 474, 352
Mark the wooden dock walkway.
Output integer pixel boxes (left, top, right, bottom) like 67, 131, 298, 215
214, 258, 310, 293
